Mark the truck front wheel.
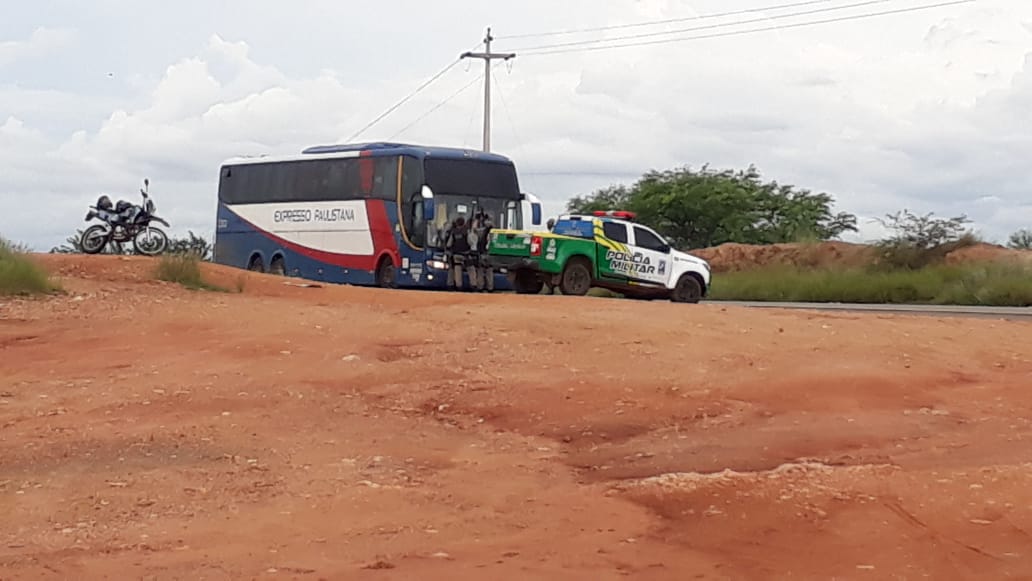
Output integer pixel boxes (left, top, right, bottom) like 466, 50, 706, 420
671, 274, 703, 304
513, 270, 544, 295
560, 258, 593, 296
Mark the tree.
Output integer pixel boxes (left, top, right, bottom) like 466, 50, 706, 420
1008, 229, 1032, 250
169, 231, 213, 261
873, 209, 975, 269
566, 164, 857, 248
565, 185, 633, 216
49, 230, 86, 254
874, 210, 972, 250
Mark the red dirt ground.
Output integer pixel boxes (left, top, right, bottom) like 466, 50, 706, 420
2, 255, 1032, 579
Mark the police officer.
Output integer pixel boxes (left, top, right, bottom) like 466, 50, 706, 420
443, 217, 472, 291
543, 217, 558, 294
471, 211, 495, 292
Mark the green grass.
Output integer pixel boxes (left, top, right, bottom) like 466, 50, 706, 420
0, 237, 59, 296
708, 264, 1032, 306
155, 252, 228, 292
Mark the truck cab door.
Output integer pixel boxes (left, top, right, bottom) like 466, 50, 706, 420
628, 225, 674, 286
595, 221, 632, 283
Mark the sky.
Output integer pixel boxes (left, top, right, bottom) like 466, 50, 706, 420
1, 0, 1029, 251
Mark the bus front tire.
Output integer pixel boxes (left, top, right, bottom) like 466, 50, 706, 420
376, 258, 397, 289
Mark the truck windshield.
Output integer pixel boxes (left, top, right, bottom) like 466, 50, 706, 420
428, 194, 520, 249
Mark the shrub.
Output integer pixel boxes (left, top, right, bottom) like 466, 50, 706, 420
155, 252, 225, 292
874, 210, 977, 270
1008, 229, 1032, 250
0, 237, 59, 296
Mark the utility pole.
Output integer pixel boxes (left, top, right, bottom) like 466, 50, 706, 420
460, 27, 515, 152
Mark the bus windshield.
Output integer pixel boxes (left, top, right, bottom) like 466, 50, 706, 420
428, 194, 521, 248
422, 157, 523, 249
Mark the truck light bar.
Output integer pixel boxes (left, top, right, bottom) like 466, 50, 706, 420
592, 210, 637, 221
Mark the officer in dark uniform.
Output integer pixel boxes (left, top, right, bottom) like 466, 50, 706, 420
471, 211, 495, 292
443, 217, 472, 291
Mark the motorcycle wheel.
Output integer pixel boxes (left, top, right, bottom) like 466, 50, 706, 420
81, 225, 110, 254
134, 227, 169, 256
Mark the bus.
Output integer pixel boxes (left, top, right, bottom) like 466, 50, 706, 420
213, 142, 543, 289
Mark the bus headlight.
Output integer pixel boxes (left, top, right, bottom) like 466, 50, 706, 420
428, 260, 447, 270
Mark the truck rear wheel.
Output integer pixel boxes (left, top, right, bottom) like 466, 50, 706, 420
671, 274, 703, 304
513, 270, 543, 295
560, 258, 592, 297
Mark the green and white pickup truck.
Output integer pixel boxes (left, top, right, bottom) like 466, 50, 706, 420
487, 211, 712, 302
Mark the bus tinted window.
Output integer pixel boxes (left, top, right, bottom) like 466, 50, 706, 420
400, 156, 426, 247
219, 156, 399, 204
424, 158, 520, 198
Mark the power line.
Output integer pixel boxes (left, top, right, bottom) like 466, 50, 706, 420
345, 41, 485, 143
498, 0, 844, 39
513, 0, 896, 53
492, 69, 540, 193
389, 67, 500, 140
521, 0, 974, 56
345, 59, 461, 142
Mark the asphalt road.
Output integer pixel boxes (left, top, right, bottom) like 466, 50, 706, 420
708, 301, 1032, 320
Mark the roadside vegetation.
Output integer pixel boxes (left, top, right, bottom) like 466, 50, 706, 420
709, 211, 1032, 307
0, 236, 60, 296
709, 264, 1032, 306
155, 251, 229, 292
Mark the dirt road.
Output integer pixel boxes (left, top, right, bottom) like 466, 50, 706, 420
2, 255, 1032, 579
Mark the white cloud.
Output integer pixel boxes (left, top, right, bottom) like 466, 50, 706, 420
0, 27, 75, 68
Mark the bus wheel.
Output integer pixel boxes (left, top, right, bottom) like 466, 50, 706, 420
248, 255, 265, 273
269, 256, 286, 276
376, 257, 397, 288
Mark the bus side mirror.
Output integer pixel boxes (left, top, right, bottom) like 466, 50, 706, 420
421, 185, 435, 221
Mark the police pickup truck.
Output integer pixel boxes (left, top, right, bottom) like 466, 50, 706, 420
487, 211, 712, 303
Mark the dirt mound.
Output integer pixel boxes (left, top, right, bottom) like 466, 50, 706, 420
692, 241, 875, 273
692, 241, 1032, 273
944, 243, 1032, 267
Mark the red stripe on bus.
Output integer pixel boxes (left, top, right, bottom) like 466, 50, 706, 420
229, 200, 400, 271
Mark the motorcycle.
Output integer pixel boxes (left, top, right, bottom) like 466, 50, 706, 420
81, 178, 170, 256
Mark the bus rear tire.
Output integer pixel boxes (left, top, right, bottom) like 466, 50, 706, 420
269, 256, 286, 276
376, 257, 397, 289
248, 255, 265, 273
